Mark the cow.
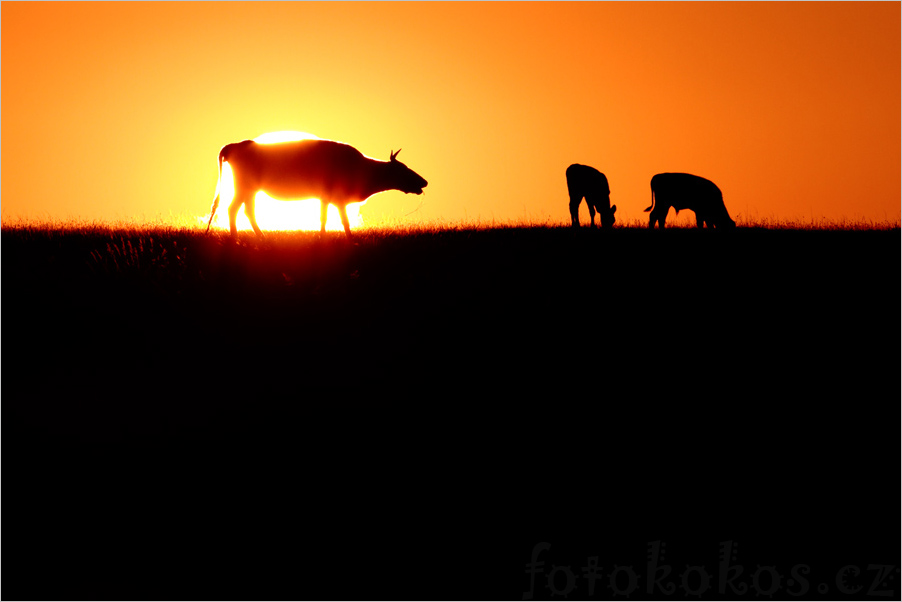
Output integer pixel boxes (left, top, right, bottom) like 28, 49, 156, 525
206, 138, 428, 237
645, 173, 735, 229
566, 164, 616, 228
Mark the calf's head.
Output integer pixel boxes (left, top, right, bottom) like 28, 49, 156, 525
597, 203, 617, 228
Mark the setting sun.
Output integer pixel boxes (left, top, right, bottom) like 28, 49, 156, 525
207, 130, 366, 232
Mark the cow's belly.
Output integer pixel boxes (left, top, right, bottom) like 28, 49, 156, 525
251, 172, 358, 203
668, 198, 693, 211
258, 180, 324, 201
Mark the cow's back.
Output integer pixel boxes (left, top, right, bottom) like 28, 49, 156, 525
566, 164, 609, 195
230, 139, 369, 201
652, 173, 720, 210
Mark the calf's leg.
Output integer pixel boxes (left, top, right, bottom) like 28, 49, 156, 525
569, 196, 582, 228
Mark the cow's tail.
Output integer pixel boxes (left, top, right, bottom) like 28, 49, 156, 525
644, 181, 655, 213
205, 147, 228, 234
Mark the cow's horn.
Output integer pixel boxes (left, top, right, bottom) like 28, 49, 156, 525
390, 149, 401, 161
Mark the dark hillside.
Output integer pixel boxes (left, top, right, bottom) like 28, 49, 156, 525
3, 225, 899, 599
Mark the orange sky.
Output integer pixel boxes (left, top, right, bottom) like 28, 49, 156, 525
3, 2, 899, 228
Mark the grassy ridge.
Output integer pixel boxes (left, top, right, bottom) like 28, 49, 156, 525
3, 223, 900, 599
4, 223, 898, 439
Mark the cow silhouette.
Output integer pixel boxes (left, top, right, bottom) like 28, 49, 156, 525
566, 164, 616, 228
206, 139, 428, 237
645, 173, 735, 229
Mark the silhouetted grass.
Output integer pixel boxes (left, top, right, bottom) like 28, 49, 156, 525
3, 220, 899, 599
5, 219, 897, 433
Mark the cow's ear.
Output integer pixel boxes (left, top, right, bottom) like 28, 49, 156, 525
611, 205, 617, 214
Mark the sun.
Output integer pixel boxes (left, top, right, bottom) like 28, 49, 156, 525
206, 130, 366, 232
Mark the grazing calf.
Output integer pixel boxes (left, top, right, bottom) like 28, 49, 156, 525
646, 173, 735, 229
566, 164, 616, 228
207, 139, 428, 237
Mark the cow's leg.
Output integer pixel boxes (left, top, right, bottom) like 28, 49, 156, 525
649, 207, 667, 229
320, 201, 329, 234
696, 213, 706, 229
569, 196, 582, 228
586, 197, 597, 229
244, 195, 264, 237
338, 204, 353, 238
228, 192, 248, 238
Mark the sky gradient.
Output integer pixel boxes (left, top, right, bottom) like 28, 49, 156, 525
3, 2, 899, 228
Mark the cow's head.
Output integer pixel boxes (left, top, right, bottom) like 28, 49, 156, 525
599, 204, 617, 228
388, 149, 428, 195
